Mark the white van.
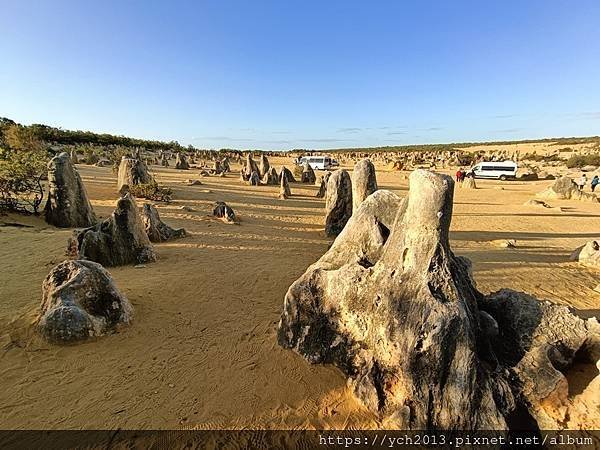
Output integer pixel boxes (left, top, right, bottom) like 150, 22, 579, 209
299, 156, 333, 170
470, 160, 518, 180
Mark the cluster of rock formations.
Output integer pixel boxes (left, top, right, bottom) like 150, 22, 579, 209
323, 148, 521, 172
324, 158, 378, 237
175, 152, 190, 170
537, 175, 598, 202
27, 146, 600, 429
34, 151, 192, 344
237, 155, 305, 201
278, 169, 599, 431
68, 194, 157, 267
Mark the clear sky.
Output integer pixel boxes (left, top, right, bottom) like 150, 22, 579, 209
2, 0, 599, 150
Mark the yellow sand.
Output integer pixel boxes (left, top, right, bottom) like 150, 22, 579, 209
0, 156, 598, 430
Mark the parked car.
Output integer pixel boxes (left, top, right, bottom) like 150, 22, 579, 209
469, 160, 518, 180
298, 156, 334, 170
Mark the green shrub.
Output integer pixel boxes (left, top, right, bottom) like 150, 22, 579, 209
293, 164, 304, 179
0, 124, 48, 214
83, 146, 99, 164
522, 153, 563, 162
129, 182, 172, 203
565, 154, 600, 168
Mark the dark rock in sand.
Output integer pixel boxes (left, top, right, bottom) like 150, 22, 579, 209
315, 172, 331, 198
248, 171, 260, 186
68, 193, 156, 267
44, 152, 97, 228
259, 154, 270, 178
280, 166, 296, 183
244, 154, 259, 179
175, 153, 190, 170
213, 201, 237, 223
301, 162, 316, 184
37, 259, 132, 343
141, 203, 186, 242
279, 173, 291, 199
262, 167, 279, 185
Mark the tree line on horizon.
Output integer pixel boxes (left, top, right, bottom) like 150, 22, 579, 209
2, 117, 599, 155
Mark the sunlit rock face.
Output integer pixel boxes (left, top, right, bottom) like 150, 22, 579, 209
278, 169, 600, 431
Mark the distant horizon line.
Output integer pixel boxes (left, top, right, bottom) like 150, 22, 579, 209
3, 116, 599, 152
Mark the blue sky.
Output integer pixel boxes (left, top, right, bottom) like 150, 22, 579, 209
2, 0, 599, 150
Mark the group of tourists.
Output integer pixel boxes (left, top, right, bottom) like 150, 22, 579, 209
455, 168, 472, 183
578, 174, 600, 192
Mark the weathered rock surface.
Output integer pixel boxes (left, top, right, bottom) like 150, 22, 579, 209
277, 169, 600, 431
537, 176, 598, 202
37, 260, 132, 343
301, 162, 316, 184
248, 171, 260, 186
213, 201, 237, 223
570, 240, 600, 267
279, 173, 291, 199
221, 157, 230, 173
524, 199, 551, 208
244, 154, 259, 179
44, 152, 97, 228
262, 167, 279, 185
461, 176, 477, 189
352, 159, 378, 211
324, 170, 352, 237
141, 203, 186, 242
117, 157, 153, 193
68, 194, 156, 266
259, 154, 270, 178
175, 153, 190, 170
480, 290, 600, 429
316, 173, 331, 198
160, 153, 169, 167
280, 166, 296, 183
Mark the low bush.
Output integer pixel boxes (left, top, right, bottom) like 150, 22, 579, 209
0, 124, 48, 214
566, 154, 600, 168
129, 182, 172, 203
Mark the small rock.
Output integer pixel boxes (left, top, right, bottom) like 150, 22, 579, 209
493, 239, 516, 248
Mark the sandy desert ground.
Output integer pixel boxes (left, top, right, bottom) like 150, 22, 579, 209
1, 154, 599, 430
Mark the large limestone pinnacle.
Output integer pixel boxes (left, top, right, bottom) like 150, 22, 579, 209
44, 152, 96, 228
278, 169, 599, 431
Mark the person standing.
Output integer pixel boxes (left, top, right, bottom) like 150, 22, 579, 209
578, 173, 588, 191
456, 168, 463, 182
591, 175, 599, 192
